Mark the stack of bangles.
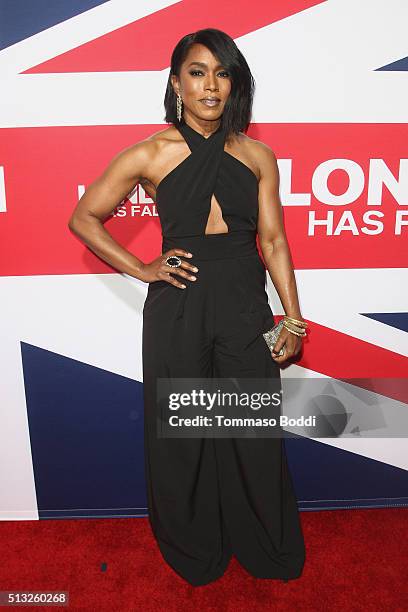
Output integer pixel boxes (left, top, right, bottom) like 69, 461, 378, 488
282, 316, 308, 337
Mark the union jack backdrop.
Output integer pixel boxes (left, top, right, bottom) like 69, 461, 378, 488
0, 0, 407, 521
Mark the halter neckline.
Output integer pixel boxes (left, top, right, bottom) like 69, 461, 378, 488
177, 119, 224, 140
156, 116, 258, 238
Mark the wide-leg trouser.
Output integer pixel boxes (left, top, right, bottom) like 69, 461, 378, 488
142, 230, 306, 586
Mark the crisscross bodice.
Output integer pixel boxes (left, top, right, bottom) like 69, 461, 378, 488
156, 119, 259, 238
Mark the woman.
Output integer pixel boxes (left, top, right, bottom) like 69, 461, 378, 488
68, 28, 307, 587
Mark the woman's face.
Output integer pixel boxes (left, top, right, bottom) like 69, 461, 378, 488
172, 43, 232, 125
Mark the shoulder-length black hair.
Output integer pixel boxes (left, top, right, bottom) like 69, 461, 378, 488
164, 28, 255, 138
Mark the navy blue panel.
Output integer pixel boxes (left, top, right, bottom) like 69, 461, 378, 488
0, 0, 110, 50
22, 342, 147, 519
361, 312, 408, 333
285, 436, 408, 511
376, 57, 408, 71
21, 339, 408, 518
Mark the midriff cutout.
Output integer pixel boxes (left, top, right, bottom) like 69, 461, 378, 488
204, 193, 230, 235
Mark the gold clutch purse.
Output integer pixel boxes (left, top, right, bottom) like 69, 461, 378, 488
262, 319, 285, 357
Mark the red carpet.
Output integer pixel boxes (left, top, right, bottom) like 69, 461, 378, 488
1, 508, 407, 611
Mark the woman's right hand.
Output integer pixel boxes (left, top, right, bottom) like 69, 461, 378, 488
139, 249, 199, 289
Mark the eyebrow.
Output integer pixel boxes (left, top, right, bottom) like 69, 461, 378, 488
187, 61, 225, 69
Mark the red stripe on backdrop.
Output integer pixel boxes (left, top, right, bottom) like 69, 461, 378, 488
292, 318, 408, 386
0, 123, 406, 276
276, 123, 408, 270
21, 0, 326, 74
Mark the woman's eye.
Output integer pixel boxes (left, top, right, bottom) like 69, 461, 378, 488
189, 70, 230, 77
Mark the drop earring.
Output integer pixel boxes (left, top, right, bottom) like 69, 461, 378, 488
176, 93, 183, 122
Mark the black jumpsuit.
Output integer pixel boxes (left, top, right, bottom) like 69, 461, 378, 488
142, 119, 306, 586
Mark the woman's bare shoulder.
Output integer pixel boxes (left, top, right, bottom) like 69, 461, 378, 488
121, 125, 179, 161
108, 125, 180, 184
231, 132, 277, 182
239, 132, 276, 159
238, 133, 278, 179
142, 125, 181, 148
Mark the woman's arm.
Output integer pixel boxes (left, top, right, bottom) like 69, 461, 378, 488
68, 140, 195, 287
256, 142, 305, 361
68, 141, 151, 279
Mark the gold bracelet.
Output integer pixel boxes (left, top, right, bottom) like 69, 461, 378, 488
283, 320, 307, 334
284, 328, 306, 338
283, 322, 306, 337
284, 316, 308, 328
284, 315, 308, 327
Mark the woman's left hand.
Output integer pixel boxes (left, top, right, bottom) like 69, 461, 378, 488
270, 326, 303, 364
